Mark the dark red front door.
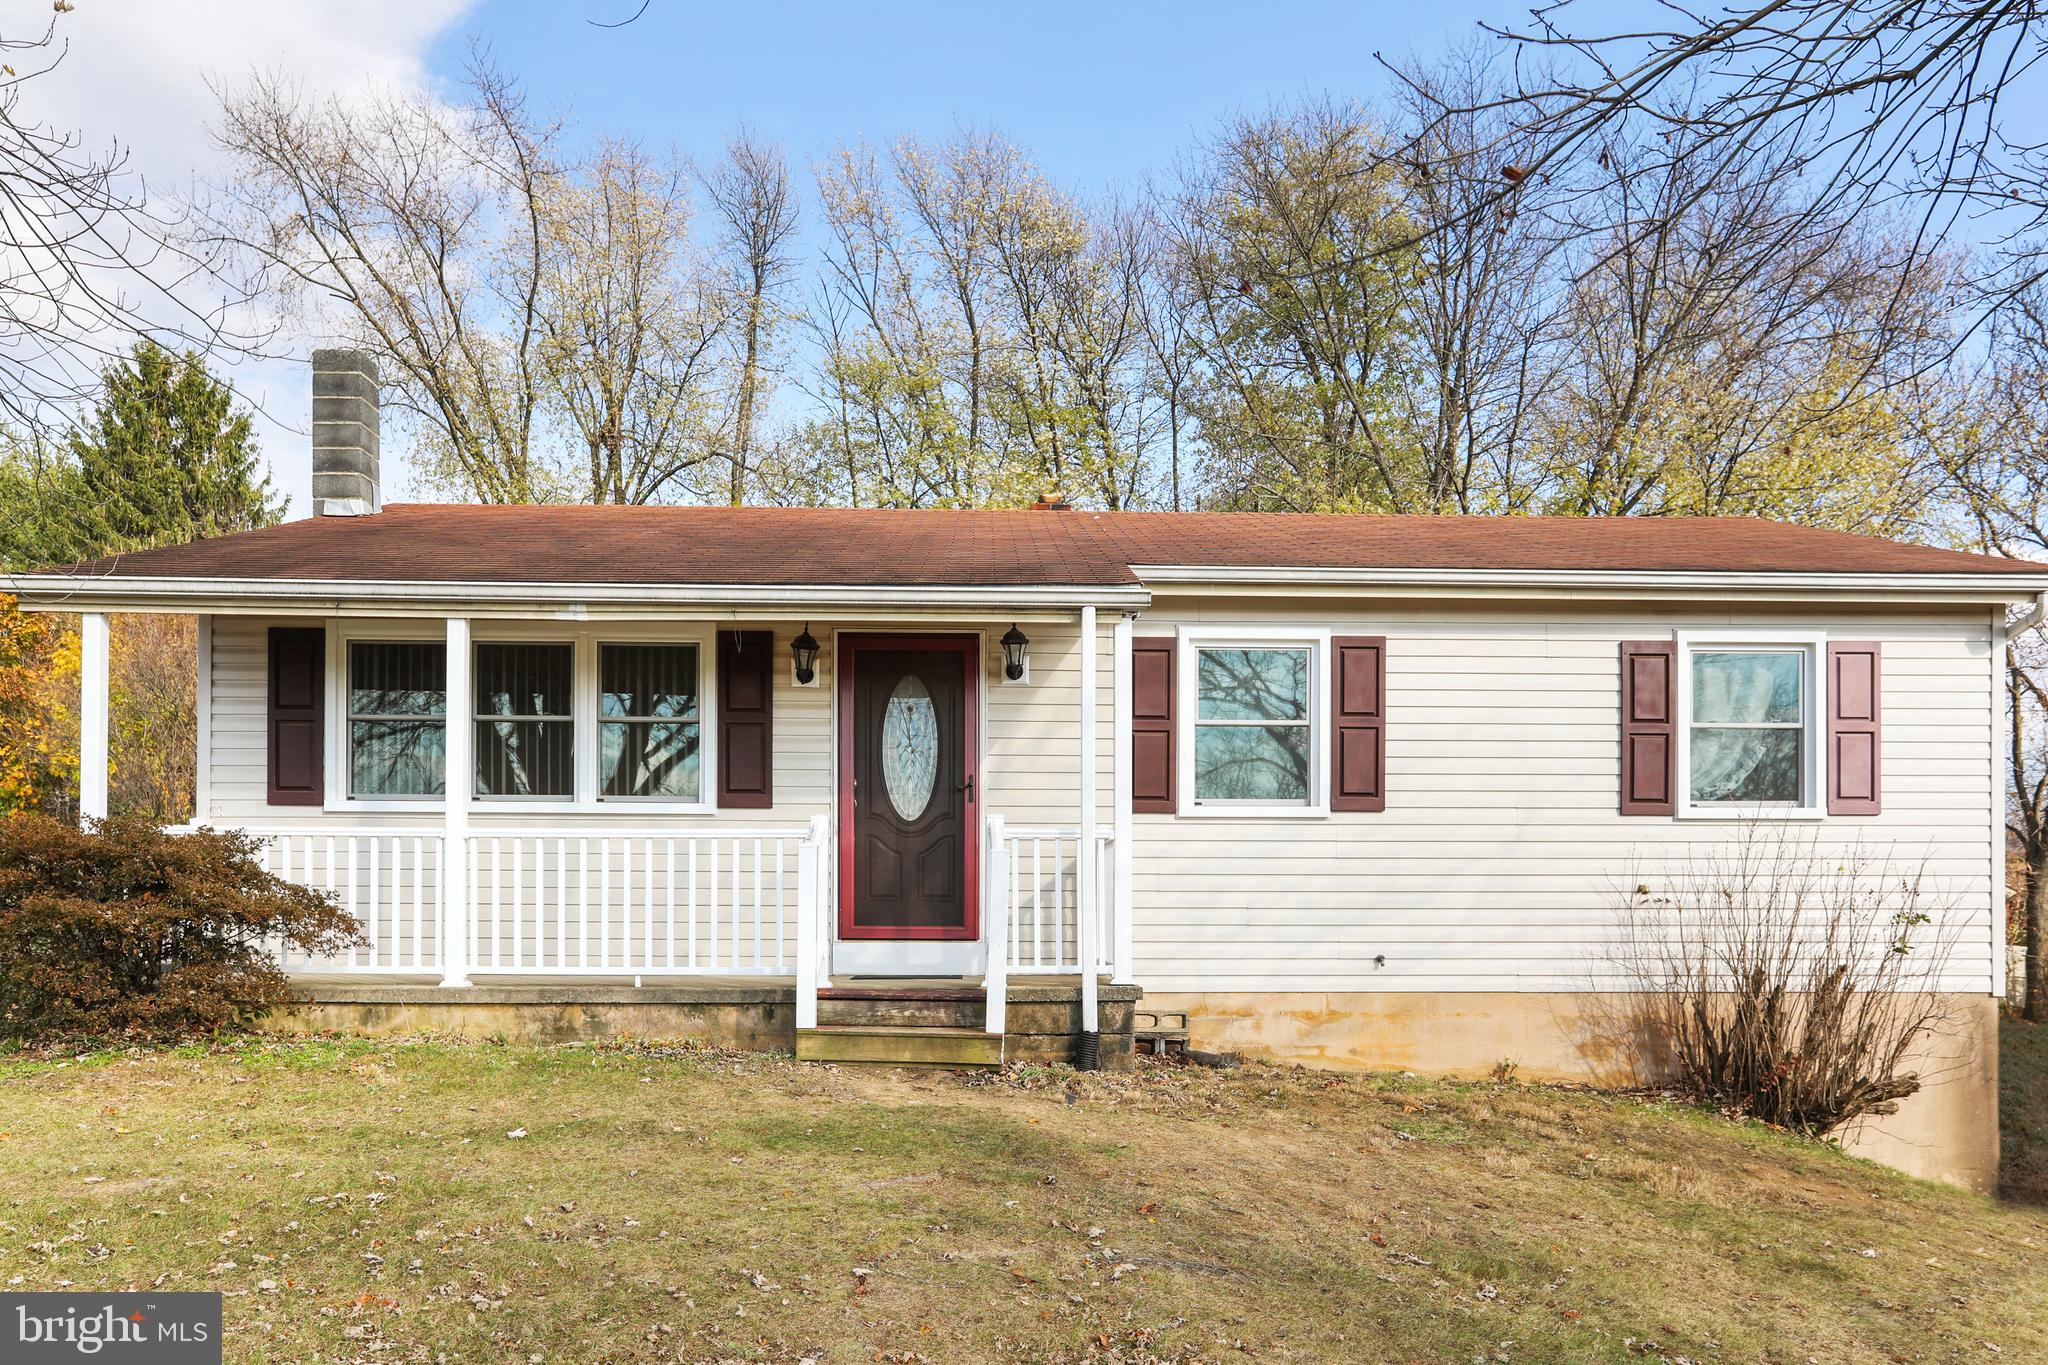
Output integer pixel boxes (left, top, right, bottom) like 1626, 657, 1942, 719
838, 635, 979, 940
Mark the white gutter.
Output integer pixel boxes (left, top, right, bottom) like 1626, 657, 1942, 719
1131, 563, 2048, 601
2, 573, 1152, 616
2010, 589, 2048, 635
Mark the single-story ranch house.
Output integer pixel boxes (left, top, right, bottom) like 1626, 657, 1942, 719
8, 351, 2044, 1191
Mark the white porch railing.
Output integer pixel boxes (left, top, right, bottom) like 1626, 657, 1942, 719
246, 821, 828, 981
258, 829, 445, 974
996, 824, 1115, 975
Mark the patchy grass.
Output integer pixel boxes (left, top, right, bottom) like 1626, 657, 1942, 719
2005, 1011, 2048, 1205
1, 1039, 2044, 1363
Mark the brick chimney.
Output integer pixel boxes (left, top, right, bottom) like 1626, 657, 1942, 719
1030, 492, 1071, 511
311, 348, 380, 516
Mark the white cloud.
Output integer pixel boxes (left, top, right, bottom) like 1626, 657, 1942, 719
22, 0, 478, 512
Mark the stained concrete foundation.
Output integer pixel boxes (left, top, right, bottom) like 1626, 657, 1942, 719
1141, 989, 2001, 1193
264, 977, 1140, 1067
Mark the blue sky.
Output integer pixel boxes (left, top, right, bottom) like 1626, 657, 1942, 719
432, 1, 1507, 193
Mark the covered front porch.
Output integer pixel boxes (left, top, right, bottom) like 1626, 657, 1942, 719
67, 596, 1144, 1064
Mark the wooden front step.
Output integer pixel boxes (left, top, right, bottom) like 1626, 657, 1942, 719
796, 1025, 1004, 1068
817, 987, 985, 1030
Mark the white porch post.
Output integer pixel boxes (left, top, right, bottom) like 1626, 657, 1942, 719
984, 813, 1008, 1036
78, 611, 110, 825
1076, 605, 1099, 1035
1111, 610, 1134, 984
193, 614, 212, 825
440, 617, 472, 987
796, 813, 829, 1029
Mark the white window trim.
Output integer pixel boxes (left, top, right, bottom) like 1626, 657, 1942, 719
1175, 626, 1330, 818
325, 621, 717, 815
1674, 628, 1827, 821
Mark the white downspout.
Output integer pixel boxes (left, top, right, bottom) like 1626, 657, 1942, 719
2010, 589, 2048, 638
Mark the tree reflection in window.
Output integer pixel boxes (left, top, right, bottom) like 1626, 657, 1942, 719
474, 643, 575, 797
600, 643, 700, 799
1193, 647, 1311, 803
348, 641, 446, 797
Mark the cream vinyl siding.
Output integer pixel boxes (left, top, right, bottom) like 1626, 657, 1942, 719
206, 599, 2001, 996
205, 614, 1097, 832
1126, 597, 2001, 996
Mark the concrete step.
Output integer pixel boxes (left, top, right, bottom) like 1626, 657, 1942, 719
796, 1025, 1005, 1068
816, 989, 985, 1030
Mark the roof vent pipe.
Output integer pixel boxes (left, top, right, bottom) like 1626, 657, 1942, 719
311, 348, 381, 516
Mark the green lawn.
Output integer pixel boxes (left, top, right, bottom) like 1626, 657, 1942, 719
1, 1033, 2044, 1363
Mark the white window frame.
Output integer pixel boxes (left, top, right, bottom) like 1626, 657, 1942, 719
594, 639, 708, 806
1674, 628, 1827, 821
470, 637, 579, 804
325, 621, 717, 815
341, 634, 447, 804
1175, 626, 1330, 817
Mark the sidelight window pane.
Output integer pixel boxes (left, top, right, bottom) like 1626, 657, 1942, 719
347, 641, 446, 797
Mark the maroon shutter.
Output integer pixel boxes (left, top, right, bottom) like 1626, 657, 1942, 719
1620, 640, 1676, 816
267, 627, 324, 806
1827, 641, 1882, 815
717, 630, 774, 808
1330, 635, 1386, 812
1130, 638, 1176, 813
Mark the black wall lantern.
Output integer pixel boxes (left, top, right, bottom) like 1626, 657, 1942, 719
1000, 624, 1030, 682
791, 625, 820, 686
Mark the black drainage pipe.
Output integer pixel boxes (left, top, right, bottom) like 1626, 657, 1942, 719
1075, 1030, 1101, 1072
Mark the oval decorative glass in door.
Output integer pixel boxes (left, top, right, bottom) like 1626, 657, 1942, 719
881, 674, 940, 819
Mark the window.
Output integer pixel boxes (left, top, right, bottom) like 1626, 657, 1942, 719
600, 643, 701, 800
475, 643, 574, 797
347, 641, 445, 797
1685, 644, 1813, 807
1192, 645, 1313, 805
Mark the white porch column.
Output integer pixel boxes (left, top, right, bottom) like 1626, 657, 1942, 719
193, 614, 212, 825
1111, 611, 1135, 984
78, 612, 110, 825
440, 617, 472, 987
1076, 605, 1099, 1035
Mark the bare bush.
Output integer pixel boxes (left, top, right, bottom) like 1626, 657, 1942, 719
1614, 825, 1963, 1137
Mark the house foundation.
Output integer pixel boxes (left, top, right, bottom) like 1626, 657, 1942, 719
1143, 989, 2002, 1192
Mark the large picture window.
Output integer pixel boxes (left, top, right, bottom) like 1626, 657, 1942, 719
347, 641, 445, 797
1192, 645, 1313, 805
1685, 644, 1812, 807
600, 643, 701, 800
475, 642, 575, 798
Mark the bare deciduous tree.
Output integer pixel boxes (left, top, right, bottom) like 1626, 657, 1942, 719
703, 132, 798, 505
1396, 3, 2048, 322
211, 56, 567, 503
0, 17, 256, 429
541, 138, 729, 504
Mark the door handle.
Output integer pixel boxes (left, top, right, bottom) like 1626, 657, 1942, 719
958, 775, 975, 803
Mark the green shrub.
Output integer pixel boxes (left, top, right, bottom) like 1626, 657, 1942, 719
0, 814, 361, 1041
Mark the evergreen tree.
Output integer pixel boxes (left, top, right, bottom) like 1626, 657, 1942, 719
14, 340, 283, 566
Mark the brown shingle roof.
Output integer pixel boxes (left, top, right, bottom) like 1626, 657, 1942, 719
40, 503, 2044, 586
